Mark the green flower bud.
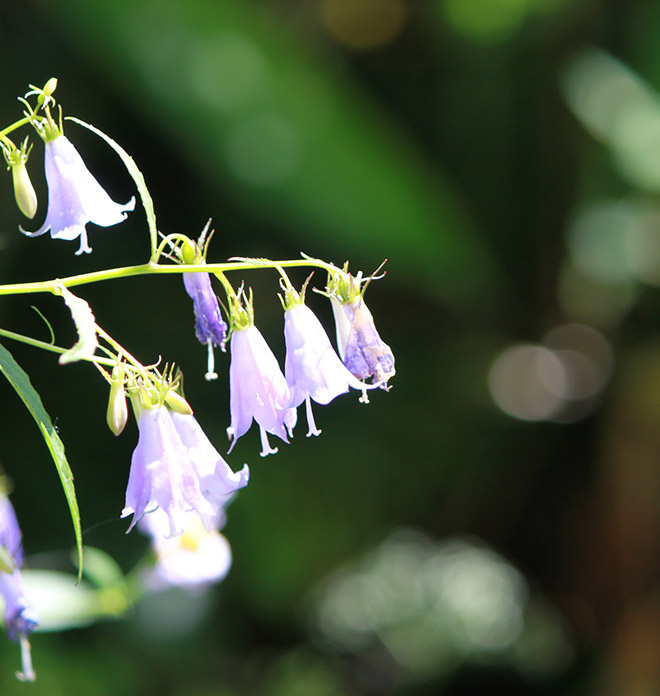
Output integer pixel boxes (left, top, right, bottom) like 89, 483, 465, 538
180, 238, 198, 265
107, 367, 128, 436
43, 77, 58, 98
11, 160, 37, 219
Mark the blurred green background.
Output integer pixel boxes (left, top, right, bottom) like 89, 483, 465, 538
3, 0, 660, 693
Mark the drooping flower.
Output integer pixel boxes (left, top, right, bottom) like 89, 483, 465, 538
183, 272, 228, 381
0, 493, 38, 682
170, 411, 249, 500
331, 296, 395, 388
20, 133, 135, 255
284, 302, 372, 436
138, 507, 233, 589
326, 268, 395, 388
228, 324, 297, 456
183, 272, 228, 348
121, 403, 249, 538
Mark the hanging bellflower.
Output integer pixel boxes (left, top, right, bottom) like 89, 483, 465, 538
170, 410, 249, 501
227, 289, 297, 457
180, 230, 228, 381
328, 270, 395, 389
283, 285, 374, 436
121, 404, 215, 537
0, 491, 38, 682
21, 112, 134, 255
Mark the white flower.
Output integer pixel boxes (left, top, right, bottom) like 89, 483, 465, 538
138, 508, 233, 589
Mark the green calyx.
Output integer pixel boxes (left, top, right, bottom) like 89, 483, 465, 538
325, 266, 361, 304
227, 287, 254, 331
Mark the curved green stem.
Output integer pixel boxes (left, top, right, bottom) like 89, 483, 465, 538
0, 258, 343, 297
0, 115, 33, 140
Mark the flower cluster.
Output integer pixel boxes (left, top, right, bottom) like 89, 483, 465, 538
0, 78, 395, 680
179, 259, 395, 455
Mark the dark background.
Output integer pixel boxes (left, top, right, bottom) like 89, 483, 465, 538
1, 0, 660, 693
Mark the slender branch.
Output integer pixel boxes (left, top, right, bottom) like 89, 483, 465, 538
0, 258, 342, 297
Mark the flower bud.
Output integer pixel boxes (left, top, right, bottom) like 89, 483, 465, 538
107, 367, 128, 436
11, 161, 37, 219
43, 77, 58, 98
180, 238, 198, 265
165, 390, 193, 415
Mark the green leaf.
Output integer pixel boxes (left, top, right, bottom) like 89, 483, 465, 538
0, 342, 83, 582
57, 284, 98, 365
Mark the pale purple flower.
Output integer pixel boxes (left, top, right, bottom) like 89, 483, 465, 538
284, 303, 371, 436
228, 324, 297, 456
121, 406, 215, 537
122, 406, 249, 537
331, 297, 395, 388
138, 507, 233, 589
170, 411, 249, 500
20, 134, 135, 255
0, 495, 38, 681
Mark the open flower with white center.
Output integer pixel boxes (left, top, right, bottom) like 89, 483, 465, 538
284, 302, 373, 436
0, 493, 38, 682
138, 507, 233, 589
228, 324, 297, 456
20, 134, 134, 255
122, 404, 249, 538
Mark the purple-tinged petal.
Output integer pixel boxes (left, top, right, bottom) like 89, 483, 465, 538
183, 272, 228, 348
228, 325, 297, 454
0, 571, 38, 643
0, 493, 38, 680
331, 298, 395, 387
121, 407, 215, 537
170, 412, 249, 500
284, 304, 369, 408
0, 496, 24, 569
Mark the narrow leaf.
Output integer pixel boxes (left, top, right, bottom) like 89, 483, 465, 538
0, 342, 83, 581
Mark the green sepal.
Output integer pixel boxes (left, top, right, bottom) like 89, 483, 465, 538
0, 342, 83, 582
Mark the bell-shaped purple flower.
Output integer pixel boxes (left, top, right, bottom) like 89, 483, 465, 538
122, 406, 249, 538
284, 303, 372, 436
183, 272, 228, 348
0, 494, 38, 682
183, 271, 228, 381
228, 324, 297, 456
20, 134, 135, 255
331, 297, 395, 388
170, 411, 249, 500
122, 406, 214, 537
